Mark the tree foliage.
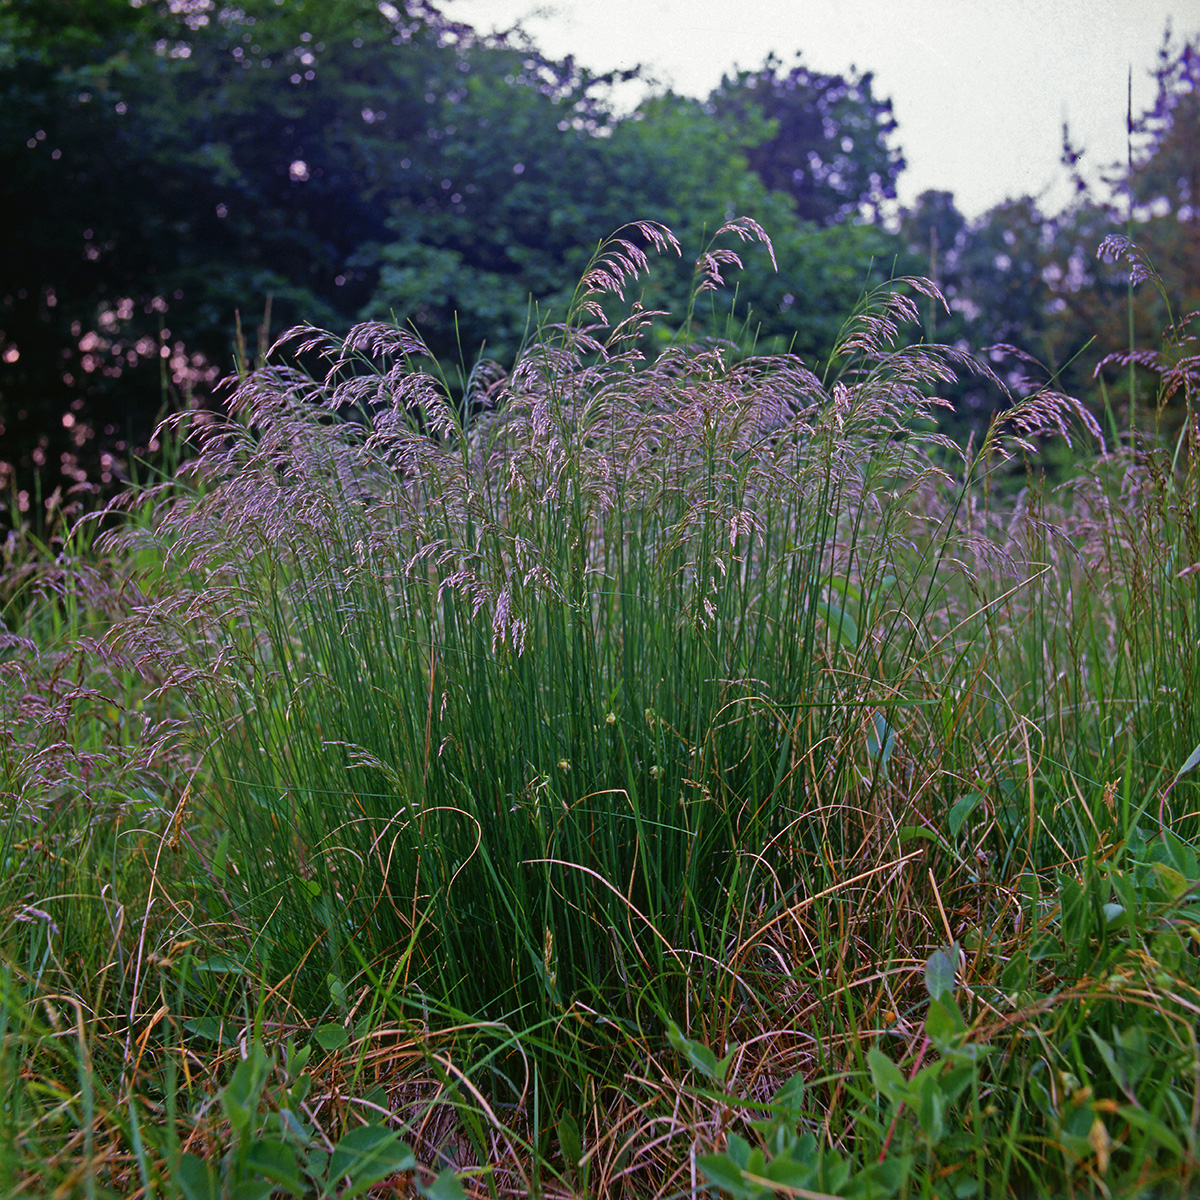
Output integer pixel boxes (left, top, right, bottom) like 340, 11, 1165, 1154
1, 1, 918, 510
891, 28, 1200, 442
15, 2, 1196, 513
0, 0, 625, 494
1027, 26, 1200, 435
707, 52, 904, 225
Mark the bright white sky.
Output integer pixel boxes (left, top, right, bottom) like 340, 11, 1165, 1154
448, 0, 1196, 219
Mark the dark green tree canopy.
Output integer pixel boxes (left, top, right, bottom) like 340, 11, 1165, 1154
707, 52, 904, 225
0, 0, 644, 497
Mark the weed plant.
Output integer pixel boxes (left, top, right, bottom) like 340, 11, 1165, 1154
2, 220, 1200, 1196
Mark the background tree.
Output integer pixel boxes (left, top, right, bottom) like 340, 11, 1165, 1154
364, 90, 803, 361
0, 0, 640, 502
1106, 27, 1200, 436
706, 52, 904, 225
964, 26, 1200, 439
1, 0, 919, 515
897, 189, 968, 338
360, 48, 665, 362
0, 0, 182, 500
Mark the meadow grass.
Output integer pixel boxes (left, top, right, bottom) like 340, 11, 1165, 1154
1, 220, 1199, 1197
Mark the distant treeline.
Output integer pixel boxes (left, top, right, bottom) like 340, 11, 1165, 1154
1, 0, 1197, 513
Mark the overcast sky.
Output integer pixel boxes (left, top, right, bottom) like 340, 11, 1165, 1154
448, 0, 1196, 219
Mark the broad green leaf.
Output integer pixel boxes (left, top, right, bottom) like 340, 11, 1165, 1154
1150, 861, 1190, 900
1000, 951, 1030, 991
869, 1152, 914, 1194
277, 1107, 312, 1143
825, 576, 861, 604
418, 1167, 469, 1200
1114, 1023, 1154, 1089
306, 1147, 330, 1184
666, 1019, 726, 1083
1175, 738, 1200, 780
314, 1023, 350, 1052
181, 1016, 237, 1047
176, 1154, 218, 1200
286, 1040, 312, 1079
1030, 936, 1061, 961
765, 1154, 819, 1187
222, 1048, 272, 1135
327, 972, 348, 1016
230, 1182, 275, 1200
939, 1063, 979, 1105
557, 1112, 582, 1167
724, 1132, 753, 1168
696, 1154, 750, 1195
897, 825, 940, 846
717, 1042, 741, 1083
195, 953, 251, 974
814, 598, 858, 650
915, 1070, 946, 1143
1109, 869, 1140, 919
762, 1122, 804, 1160
328, 1125, 416, 1196
867, 711, 896, 767
822, 1150, 852, 1194
924, 995, 965, 1049
868, 1047, 908, 1105
947, 792, 983, 840
924, 944, 958, 1001
1027, 1073, 1055, 1122
771, 1070, 805, 1114
1118, 1104, 1185, 1156
221, 1090, 252, 1136
245, 1138, 305, 1195
948, 1041, 991, 1064
211, 831, 230, 884
744, 1147, 768, 1180
1164, 829, 1199, 875
1088, 1029, 1130, 1096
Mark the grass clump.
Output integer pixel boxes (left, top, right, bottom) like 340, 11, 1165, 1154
128, 221, 981, 1018
2, 219, 1200, 1196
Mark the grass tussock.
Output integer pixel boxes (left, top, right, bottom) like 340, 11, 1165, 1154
2, 219, 1200, 1197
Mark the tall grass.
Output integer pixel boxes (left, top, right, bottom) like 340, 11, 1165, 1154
118, 223, 1000, 1018
3, 219, 1200, 1196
